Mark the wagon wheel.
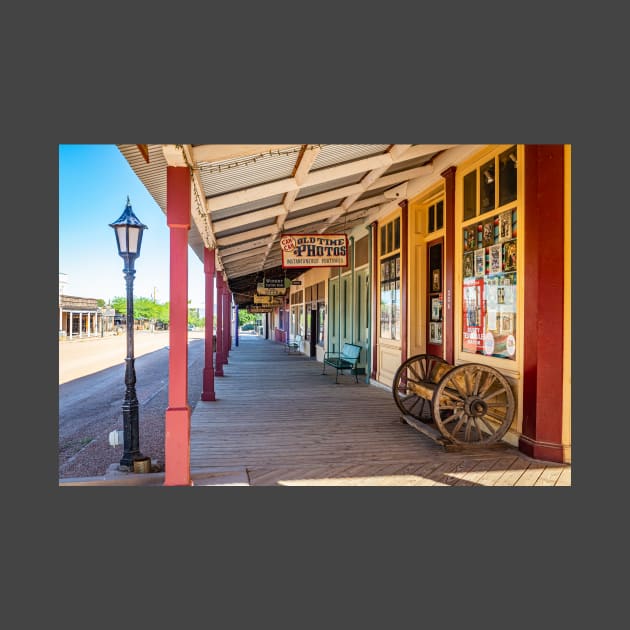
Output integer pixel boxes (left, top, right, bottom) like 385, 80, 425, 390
432, 363, 515, 445
392, 354, 449, 422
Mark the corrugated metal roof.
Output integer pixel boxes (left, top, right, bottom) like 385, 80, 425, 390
311, 144, 389, 171
201, 147, 300, 197
116, 143, 471, 307
210, 194, 285, 222
382, 150, 440, 176
215, 216, 278, 239
296, 172, 365, 199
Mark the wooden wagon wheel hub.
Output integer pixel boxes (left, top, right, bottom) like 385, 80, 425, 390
465, 397, 488, 418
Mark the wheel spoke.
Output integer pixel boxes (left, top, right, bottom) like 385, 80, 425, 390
476, 414, 497, 436
451, 412, 467, 436
478, 372, 497, 397
481, 387, 507, 402
439, 389, 466, 406
472, 369, 483, 395
446, 377, 468, 400
464, 415, 477, 441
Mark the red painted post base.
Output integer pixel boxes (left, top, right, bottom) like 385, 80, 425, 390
518, 435, 565, 464
201, 367, 216, 401
164, 406, 191, 486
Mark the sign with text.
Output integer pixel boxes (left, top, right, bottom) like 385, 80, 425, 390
253, 294, 284, 305
280, 234, 348, 268
256, 283, 286, 296
264, 277, 286, 289
248, 306, 273, 313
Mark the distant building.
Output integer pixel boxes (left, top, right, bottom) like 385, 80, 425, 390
59, 295, 115, 340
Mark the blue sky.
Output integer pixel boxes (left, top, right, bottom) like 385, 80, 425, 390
59, 145, 206, 308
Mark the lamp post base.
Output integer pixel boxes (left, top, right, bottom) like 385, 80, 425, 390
118, 456, 152, 474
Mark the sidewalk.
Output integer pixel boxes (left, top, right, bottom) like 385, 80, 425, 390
60, 334, 571, 487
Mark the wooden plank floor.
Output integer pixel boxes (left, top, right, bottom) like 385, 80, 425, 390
190, 335, 571, 487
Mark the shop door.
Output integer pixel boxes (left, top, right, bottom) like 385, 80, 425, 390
427, 239, 444, 358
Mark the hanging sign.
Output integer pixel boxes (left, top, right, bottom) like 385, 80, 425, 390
256, 283, 287, 296
264, 277, 286, 289
280, 234, 348, 268
253, 295, 284, 305
248, 306, 273, 313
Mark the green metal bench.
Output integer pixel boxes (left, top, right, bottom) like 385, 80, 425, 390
285, 333, 302, 354
322, 343, 362, 384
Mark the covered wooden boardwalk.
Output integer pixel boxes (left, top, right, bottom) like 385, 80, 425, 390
190, 334, 571, 486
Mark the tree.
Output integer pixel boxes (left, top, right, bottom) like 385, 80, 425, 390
111, 295, 170, 324
238, 310, 257, 326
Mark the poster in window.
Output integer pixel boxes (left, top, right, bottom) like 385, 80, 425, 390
464, 227, 476, 252
463, 251, 474, 278
503, 239, 517, 272
499, 210, 513, 242
482, 218, 495, 247
499, 312, 514, 335
432, 268, 441, 292
474, 248, 485, 277
489, 243, 502, 274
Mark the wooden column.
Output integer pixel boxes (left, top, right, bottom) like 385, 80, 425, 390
441, 165, 456, 364
370, 221, 379, 380
519, 145, 565, 463
223, 287, 231, 364
164, 166, 191, 486
215, 273, 224, 376
201, 246, 216, 401
399, 200, 408, 365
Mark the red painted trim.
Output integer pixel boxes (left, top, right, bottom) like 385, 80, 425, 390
201, 247, 216, 401
519, 145, 565, 463
441, 166, 456, 364
215, 275, 224, 376
164, 166, 191, 486
370, 221, 378, 380
399, 200, 408, 364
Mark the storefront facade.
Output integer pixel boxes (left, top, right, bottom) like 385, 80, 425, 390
284, 144, 570, 463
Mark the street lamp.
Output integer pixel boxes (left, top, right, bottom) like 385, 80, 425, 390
109, 196, 150, 472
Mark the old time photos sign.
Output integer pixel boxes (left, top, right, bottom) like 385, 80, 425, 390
280, 234, 348, 268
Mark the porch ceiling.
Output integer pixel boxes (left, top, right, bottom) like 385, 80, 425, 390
116, 143, 461, 308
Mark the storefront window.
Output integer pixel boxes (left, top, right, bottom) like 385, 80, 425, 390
462, 207, 517, 360
380, 255, 400, 340
318, 302, 325, 346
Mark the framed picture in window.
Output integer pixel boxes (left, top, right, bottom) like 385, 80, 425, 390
499, 210, 513, 242
482, 218, 495, 247
431, 268, 441, 292
474, 248, 485, 277
489, 243, 502, 274
431, 297, 442, 321
430, 321, 443, 344
463, 251, 474, 278
503, 239, 517, 272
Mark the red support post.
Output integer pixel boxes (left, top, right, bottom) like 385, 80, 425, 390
519, 145, 566, 462
441, 166, 456, 364
164, 166, 191, 486
223, 288, 231, 364
215, 273, 224, 376
201, 247, 216, 401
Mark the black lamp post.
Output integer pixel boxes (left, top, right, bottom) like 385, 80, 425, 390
109, 196, 150, 471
